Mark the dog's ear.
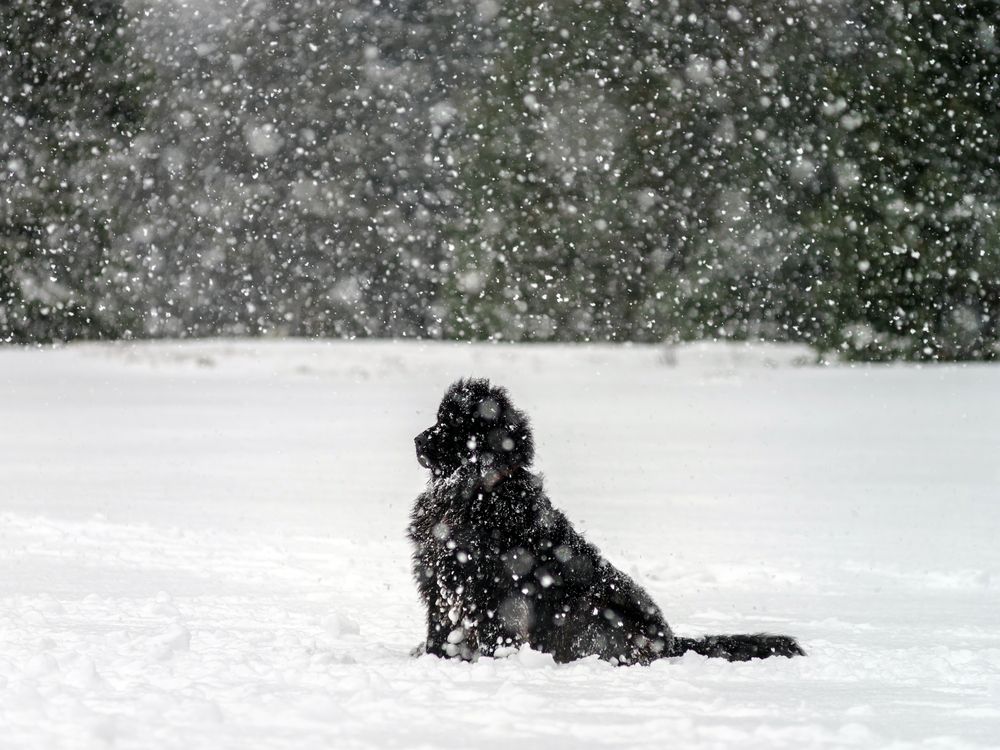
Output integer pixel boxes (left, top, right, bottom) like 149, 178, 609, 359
478, 384, 534, 471
498, 403, 534, 469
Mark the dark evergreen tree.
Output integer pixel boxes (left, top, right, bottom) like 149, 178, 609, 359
130, 0, 484, 338
800, 0, 1000, 360
1, 0, 146, 342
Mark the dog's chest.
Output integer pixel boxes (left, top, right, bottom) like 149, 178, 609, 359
413, 494, 492, 595
419, 514, 482, 594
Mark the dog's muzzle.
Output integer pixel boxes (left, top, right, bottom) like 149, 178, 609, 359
415, 433, 432, 468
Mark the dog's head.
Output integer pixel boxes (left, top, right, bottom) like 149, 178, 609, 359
415, 378, 534, 478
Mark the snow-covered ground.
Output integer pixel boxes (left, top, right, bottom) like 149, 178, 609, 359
2, 340, 999, 749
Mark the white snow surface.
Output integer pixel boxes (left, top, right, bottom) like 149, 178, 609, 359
2, 340, 999, 749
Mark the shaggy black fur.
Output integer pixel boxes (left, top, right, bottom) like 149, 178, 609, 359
408, 378, 805, 665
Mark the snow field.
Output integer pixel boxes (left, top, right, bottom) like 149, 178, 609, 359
1, 340, 999, 749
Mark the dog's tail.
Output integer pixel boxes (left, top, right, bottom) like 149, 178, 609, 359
670, 633, 805, 661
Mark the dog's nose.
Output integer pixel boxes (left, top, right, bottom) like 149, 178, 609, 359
415, 431, 433, 468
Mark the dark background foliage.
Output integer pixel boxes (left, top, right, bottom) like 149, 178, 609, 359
2, 0, 998, 359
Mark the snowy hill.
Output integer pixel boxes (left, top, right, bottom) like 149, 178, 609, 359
2, 340, 998, 749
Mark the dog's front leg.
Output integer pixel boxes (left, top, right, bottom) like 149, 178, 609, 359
421, 605, 453, 657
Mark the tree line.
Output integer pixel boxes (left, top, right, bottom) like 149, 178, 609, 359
2, 0, 998, 360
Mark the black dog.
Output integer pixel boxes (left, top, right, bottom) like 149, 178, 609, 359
408, 378, 804, 665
